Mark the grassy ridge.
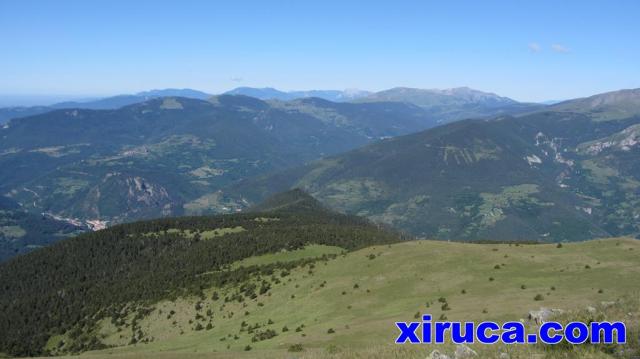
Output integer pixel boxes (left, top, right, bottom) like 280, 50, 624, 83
61, 237, 640, 358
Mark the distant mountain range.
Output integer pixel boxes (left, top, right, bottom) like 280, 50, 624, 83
0, 86, 542, 124
228, 88, 640, 242
3, 87, 640, 258
224, 86, 545, 124
0, 94, 440, 260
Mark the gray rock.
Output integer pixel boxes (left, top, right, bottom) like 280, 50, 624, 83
601, 301, 616, 308
528, 307, 564, 324
454, 344, 477, 358
427, 349, 451, 359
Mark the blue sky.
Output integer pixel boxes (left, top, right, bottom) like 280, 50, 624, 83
0, 0, 638, 103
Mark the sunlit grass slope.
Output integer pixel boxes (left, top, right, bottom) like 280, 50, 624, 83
69, 237, 640, 359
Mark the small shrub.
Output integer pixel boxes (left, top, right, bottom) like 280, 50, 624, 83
325, 344, 340, 354
251, 329, 277, 342
288, 343, 304, 352
534, 294, 544, 301
327, 328, 335, 334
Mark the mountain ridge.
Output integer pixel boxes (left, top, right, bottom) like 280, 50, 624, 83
0, 89, 212, 124
548, 88, 640, 121
355, 86, 544, 123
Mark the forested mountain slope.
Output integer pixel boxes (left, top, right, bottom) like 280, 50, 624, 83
0, 190, 404, 356
229, 106, 640, 242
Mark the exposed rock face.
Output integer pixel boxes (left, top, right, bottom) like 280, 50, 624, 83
580, 124, 640, 155
75, 173, 176, 223
127, 176, 171, 206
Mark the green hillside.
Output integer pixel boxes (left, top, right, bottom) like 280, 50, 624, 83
229, 109, 640, 242
6, 237, 640, 359
0, 190, 403, 356
1, 191, 638, 358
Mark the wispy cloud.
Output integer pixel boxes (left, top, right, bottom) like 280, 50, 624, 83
528, 42, 541, 53
230, 77, 243, 82
551, 44, 570, 53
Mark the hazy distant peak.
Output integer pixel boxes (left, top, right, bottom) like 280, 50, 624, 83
359, 86, 521, 108
223, 87, 371, 102
549, 88, 640, 120
135, 88, 212, 99
582, 88, 640, 107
